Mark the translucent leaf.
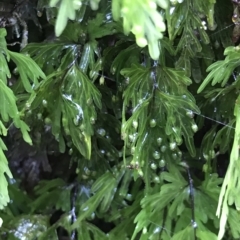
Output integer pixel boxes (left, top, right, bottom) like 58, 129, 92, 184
0, 138, 12, 209
50, 0, 82, 37
217, 95, 240, 239
171, 226, 193, 240
196, 230, 217, 240
228, 208, 240, 239
198, 47, 240, 93
0, 80, 18, 122
0, 80, 32, 144
112, 0, 167, 59
8, 51, 46, 92
0, 121, 7, 136
13, 119, 32, 145
0, 54, 10, 85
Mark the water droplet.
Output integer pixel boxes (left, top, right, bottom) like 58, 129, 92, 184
26, 110, 32, 116
153, 151, 160, 159
44, 117, 51, 124
157, 137, 162, 145
154, 176, 160, 183
153, 227, 161, 234
37, 10, 43, 17
100, 149, 105, 155
170, 142, 177, 151
84, 167, 91, 176
125, 194, 133, 201
97, 128, 106, 136
151, 162, 157, 170
87, 98, 93, 105
111, 67, 116, 74
112, 95, 117, 102
172, 153, 177, 159
106, 151, 112, 157
69, 148, 73, 155
176, 137, 183, 145
186, 110, 194, 118
90, 117, 96, 124
191, 124, 198, 132
203, 153, 209, 160
42, 99, 48, 107
178, 151, 182, 157
100, 76, 105, 85
83, 206, 89, 211
214, 40, 220, 49
132, 120, 138, 129
150, 119, 157, 127
37, 113, 42, 120
131, 146, 135, 154
25, 102, 31, 109
128, 134, 134, 142
90, 212, 95, 220
138, 169, 143, 177
143, 227, 147, 234
170, 6, 175, 15
192, 221, 198, 228
13, 68, 19, 75
159, 159, 166, 167
160, 145, 167, 152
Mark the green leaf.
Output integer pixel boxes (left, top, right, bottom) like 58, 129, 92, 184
55, 186, 72, 212
77, 221, 108, 240
72, 172, 123, 228
31, 179, 66, 212
171, 226, 194, 240
88, 13, 118, 40
198, 46, 240, 93
23, 42, 67, 75
0, 138, 12, 209
50, 0, 82, 37
0, 53, 10, 85
0, 80, 18, 122
196, 230, 217, 240
0, 80, 32, 144
228, 208, 240, 239
216, 95, 240, 239
61, 65, 101, 159
8, 51, 46, 92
